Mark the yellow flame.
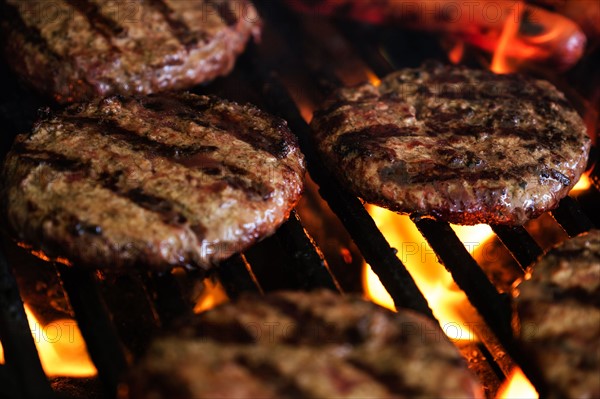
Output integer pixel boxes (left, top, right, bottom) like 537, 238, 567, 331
570, 173, 591, 194
193, 277, 229, 314
496, 367, 539, 399
490, 2, 524, 74
0, 306, 96, 377
363, 206, 493, 342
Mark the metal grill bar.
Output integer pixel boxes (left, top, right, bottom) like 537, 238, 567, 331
0, 248, 54, 399
411, 216, 553, 395
56, 265, 128, 398
491, 225, 543, 271
0, 365, 19, 398
411, 216, 513, 341
144, 271, 192, 327
218, 254, 263, 299
550, 196, 595, 237
275, 211, 341, 292
333, 21, 395, 78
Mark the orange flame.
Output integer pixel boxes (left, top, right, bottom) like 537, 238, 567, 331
490, 2, 524, 74
363, 206, 494, 342
193, 277, 229, 314
0, 305, 96, 377
496, 367, 538, 399
365, 70, 381, 87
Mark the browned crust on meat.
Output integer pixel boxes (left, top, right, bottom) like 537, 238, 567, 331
124, 290, 484, 399
310, 63, 591, 225
1, 93, 305, 271
514, 230, 600, 399
0, 0, 261, 103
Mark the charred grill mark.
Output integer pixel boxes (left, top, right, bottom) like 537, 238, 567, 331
379, 161, 410, 184
264, 297, 362, 346
63, 0, 125, 40
123, 188, 188, 224
63, 115, 199, 158
334, 124, 420, 160
146, 0, 202, 48
405, 165, 570, 186
0, 2, 61, 63
552, 248, 600, 261
143, 95, 291, 159
15, 143, 204, 236
224, 176, 274, 201
340, 124, 421, 140
233, 355, 317, 399
214, 2, 239, 26
345, 359, 424, 397
169, 150, 274, 200
544, 284, 600, 308
104, 176, 215, 239
407, 164, 544, 184
192, 318, 257, 343
422, 120, 568, 150
212, 127, 290, 160
316, 95, 399, 117
13, 148, 88, 172
39, 113, 275, 201
427, 84, 572, 110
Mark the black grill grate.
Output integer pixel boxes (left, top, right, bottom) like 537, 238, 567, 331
0, 1, 598, 398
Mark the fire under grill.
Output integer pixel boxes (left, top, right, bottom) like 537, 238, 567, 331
1, 1, 599, 398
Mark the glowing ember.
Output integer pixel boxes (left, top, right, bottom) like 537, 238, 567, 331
490, 2, 524, 74
363, 205, 494, 342
0, 306, 96, 377
193, 277, 229, 314
16, 242, 72, 267
496, 367, 538, 399
448, 41, 465, 65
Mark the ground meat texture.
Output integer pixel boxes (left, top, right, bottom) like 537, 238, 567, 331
123, 290, 484, 399
310, 63, 590, 225
514, 230, 600, 399
0, 0, 260, 102
1, 93, 305, 271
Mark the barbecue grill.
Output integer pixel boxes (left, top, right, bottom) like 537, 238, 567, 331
0, 1, 598, 398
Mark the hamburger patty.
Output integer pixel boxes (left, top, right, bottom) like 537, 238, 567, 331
311, 63, 591, 225
1, 93, 305, 271
124, 290, 484, 399
0, 0, 260, 102
514, 230, 600, 399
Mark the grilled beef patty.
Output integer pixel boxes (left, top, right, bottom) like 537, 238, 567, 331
514, 230, 600, 399
311, 63, 590, 225
1, 93, 305, 270
0, 0, 260, 102
124, 290, 484, 399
